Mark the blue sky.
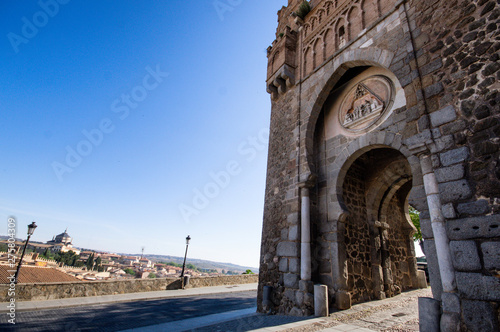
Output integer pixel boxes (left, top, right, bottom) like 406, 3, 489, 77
1, 0, 286, 268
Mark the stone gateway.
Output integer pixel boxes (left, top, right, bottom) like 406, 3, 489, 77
258, 1, 499, 331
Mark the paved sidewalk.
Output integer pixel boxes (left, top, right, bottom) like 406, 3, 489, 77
186, 287, 431, 332
0, 283, 258, 313
1, 283, 430, 331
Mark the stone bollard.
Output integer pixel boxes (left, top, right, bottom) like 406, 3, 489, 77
314, 284, 328, 317
418, 297, 440, 332
417, 270, 428, 288
262, 286, 273, 312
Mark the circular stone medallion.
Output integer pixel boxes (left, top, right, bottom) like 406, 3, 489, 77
338, 75, 395, 133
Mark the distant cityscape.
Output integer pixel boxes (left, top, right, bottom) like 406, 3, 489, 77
0, 229, 257, 282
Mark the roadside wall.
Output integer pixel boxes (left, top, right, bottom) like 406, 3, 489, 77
0, 274, 258, 302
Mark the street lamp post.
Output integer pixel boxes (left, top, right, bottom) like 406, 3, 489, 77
180, 235, 191, 289
14, 222, 37, 284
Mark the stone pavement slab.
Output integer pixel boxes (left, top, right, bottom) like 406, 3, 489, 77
320, 325, 376, 331
0, 283, 258, 313
121, 307, 258, 331
187, 288, 431, 332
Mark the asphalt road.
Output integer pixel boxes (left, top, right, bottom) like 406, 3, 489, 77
0, 290, 256, 332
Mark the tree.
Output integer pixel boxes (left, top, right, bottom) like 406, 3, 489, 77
148, 273, 156, 278
55, 250, 80, 266
41, 248, 55, 260
242, 269, 254, 275
409, 206, 424, 255
86, 253, 95, 271
74, 260, 84, 268
186, 263, 198, 271
94, 256, 103, 272
124, 268, 135, 275
165, 261, 182, 267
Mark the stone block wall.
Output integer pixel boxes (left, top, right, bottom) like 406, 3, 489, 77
405, 0, 500, 330
0, 274, 258, 302
260, 0, 499, 328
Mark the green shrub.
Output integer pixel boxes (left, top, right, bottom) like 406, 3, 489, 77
296, 1, 311, 20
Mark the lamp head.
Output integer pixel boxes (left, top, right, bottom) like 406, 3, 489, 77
27, 222, 37, 236
186, 235, 191, 245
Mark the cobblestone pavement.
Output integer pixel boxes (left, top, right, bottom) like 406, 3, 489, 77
0, 291, 257, 332
192, 288, 432, 331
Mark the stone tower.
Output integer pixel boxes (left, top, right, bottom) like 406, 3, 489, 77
259, 0, 499, 330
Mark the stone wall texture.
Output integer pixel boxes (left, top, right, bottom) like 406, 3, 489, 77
260, 0, 499, 330
0, 274, 258, 302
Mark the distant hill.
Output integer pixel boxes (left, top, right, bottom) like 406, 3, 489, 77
133, 254, 259, 274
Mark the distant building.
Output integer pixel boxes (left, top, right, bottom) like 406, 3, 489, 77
122, 256, 139, 266
47, 228, 72, 245
45, 228, 80, 255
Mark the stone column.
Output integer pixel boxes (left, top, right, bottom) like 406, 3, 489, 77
300, 186, 312, 281
420, 154, 460, 331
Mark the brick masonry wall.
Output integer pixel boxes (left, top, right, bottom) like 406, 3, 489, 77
0, 274, 258, 302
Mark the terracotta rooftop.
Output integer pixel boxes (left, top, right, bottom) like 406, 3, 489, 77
0, 265, 80, 284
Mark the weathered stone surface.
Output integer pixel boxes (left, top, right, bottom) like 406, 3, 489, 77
335, 290, 351, 310
424, 82, 443, 97
447, 215, 500, 240
314, 284, 329, 317
289, 225, 299, 241
418, 297, 440, 332
439, 147, 469, 166
423, 240, 443, 301
442, 203, 457, 219
284, 273, 299, 288
438, 179, 473, 203
417, 270, 427, 288
277, 242, 298, 257
435, 164, 464, 183
474, 105, 490, 119
429, 105, 457, 127
462, 300, 500, 332
405, 130, 432, 150
279, 258, 288, 272
449, 240, 481, 271
299, 280, 314, 293
441, 292, 460, 314
289, 258, 300, 273
457, 199, 490, 215
456, 272, 500, 301
481, 242, 500, 270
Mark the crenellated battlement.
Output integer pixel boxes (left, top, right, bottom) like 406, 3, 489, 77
266, 0, 399, 97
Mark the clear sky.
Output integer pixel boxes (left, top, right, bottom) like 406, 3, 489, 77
1, 0, 287, 268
